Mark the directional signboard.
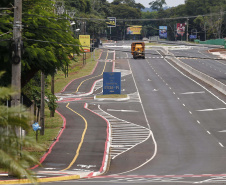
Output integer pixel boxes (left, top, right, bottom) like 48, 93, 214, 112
103, 72, 121, 95
106, 17, 116, 27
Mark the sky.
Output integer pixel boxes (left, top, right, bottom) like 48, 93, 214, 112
108, 0, 185, 8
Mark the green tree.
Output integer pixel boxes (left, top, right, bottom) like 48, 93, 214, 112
149, 0, 166, 11
0, 72, 43, 183
0, 0, 81, 87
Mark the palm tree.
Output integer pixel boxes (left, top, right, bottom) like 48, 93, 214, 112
0, 72, 43, 183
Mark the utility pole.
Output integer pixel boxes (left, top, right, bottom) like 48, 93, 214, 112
40, 72, 45, 135
12, 0, 22, 136
186, 18, 189, 42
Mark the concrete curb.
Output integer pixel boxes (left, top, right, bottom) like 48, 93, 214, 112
158, 47, 226, 96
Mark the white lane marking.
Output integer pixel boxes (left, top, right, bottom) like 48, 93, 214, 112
181, 91, 205, 95
164, 56, 226, 106
218, 130, 226, 133
93, 105, 151, 160
207, 131, 211, 135
107, 109, 138, 112
112, 59, 157, 175
196, 108, 226, 112
219, 143, 224, 147
44, 168, 56, 170
147, 79, 151, 81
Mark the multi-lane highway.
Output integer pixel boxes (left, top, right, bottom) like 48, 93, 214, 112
36, 41, 226, 185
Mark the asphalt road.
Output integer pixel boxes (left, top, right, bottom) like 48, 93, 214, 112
170, 47, 226, 85
34, 41, 226, 185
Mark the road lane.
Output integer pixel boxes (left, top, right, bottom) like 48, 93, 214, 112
171, 48, 226, 85
29, 42, 226, 185
128, 53, 226, 176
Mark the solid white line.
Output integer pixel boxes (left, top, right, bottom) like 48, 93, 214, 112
113, 138, 147, 141
112, 133, 149, 136
196, 108, 226, 112
218, 130, 226, 133
181, 91, 205, 95
107, 109, 139, 112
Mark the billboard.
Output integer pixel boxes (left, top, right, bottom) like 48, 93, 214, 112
127, 26, 142, 35
177, 23, 185, 36
106, 17, 116, 27
159, 26, 167, 39
79, 35, 90, 52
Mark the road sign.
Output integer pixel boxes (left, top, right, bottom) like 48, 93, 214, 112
103, 72, 121, 95
32, 122, 41, 131
106, 17, 116, 27
190, 35, 197, 39
79, 35, 90, 52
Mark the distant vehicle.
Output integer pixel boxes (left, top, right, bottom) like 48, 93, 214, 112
131, 42, 145, 59
142, 37, 149, 41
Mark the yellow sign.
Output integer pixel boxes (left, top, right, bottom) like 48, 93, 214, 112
127, 26, 142, 35
106, 17, 116, 27
79, 35, 90, 52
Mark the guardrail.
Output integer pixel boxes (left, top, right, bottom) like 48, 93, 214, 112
159, 48, 226, 96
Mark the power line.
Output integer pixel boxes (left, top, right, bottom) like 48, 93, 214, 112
22, 11, 226, 22
0, 31, 13, 37
25, 38, 80, 47
23, 38, 226, 61
0, 7, 14, 10
0, 39, 11, 42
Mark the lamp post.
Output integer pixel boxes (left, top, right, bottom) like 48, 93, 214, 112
186, 18, 189, 42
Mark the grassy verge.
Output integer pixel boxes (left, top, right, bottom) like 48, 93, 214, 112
54, 50, 101, 93
28, 49, 101, 164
